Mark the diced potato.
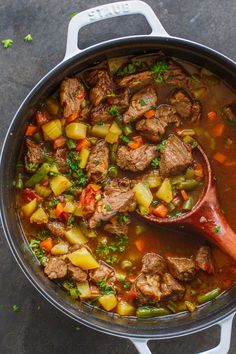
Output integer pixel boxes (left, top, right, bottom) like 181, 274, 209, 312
133, 182, 153, 209
156, 178, 173, 203
42, 119, 62, 140
117, 300, 136, 316
79, 147, 90, 168
145, 173, 162, 189
91, 124, 110, 138
30, 207, 48, 224
109, 121, 122, 135
191, 87, 207, 99
63, 201, 76, 214
51, 242, 69, 255
74, 203, 83, 217
76, 281, 91, 299
46, 97, 60, 115
65, 122, 87, 140
49, 164, 59, 175
50, 175, 72, 196
99, 294, 118, 311
22, 198, 37, 217
65, 227, 88, 245
105, 131, 120, 144
35, 184, 52, 198
67, 247, 99, 270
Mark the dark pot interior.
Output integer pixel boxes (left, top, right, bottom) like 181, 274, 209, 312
1, 36, 236, 339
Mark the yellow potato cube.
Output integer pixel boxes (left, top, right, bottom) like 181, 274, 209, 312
67, 247, 99, 270
116, 301, 136, 316
22, 198, 37, 217
79, 147, 90, 168
30, 207, 48, 224
133, 182, 153, 208
65, 122, 87, 140
51, 242, 69, 255
42, 119, 62, 140
76, 281, 91, 299
156, 178, 173, 203
50, 175, 72, 196
99, 294, 118, 311
65, 227, 88, 245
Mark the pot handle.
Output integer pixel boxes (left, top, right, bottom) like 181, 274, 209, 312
64, 0, 169, 60
130, 313, 235, 354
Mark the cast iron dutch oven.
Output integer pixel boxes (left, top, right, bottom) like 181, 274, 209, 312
1, 2, 236, 353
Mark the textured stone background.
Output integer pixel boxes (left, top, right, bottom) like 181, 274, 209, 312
0, 0, 235, 353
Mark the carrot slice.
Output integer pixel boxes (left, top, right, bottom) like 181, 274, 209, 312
152, 204, 168, 218
135, 239, 145, 252
55, 202, 64, 217
128, 136, 143, 149
212, 123, 225, 137
76, 138, 91, 151
90, 184, 100, 191
144, 109, 155, 119
67, 112, 78, 123
180, 190, 189, 201
224, 161, 236, 167
207, 111, 217, 122
25, 125, 37, 136
40, 238, 53, 252
213, 152, 227, 163
53, 136, 66, 149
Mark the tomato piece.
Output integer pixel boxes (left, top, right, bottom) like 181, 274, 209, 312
35, 111, 49, 126
22, 188, 43, 203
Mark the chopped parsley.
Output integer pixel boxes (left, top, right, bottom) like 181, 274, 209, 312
29, 239, 48, 265
167, 211, 183, 218
67, 215, 75, 225
120, 134, 130, 144
151, 60, 168, 83
97, 280, 116, 295
94, 159, 100, 166
151, 157, 160, 168
117, 63, 136, 76
36, 228, 50, 241
109, 105, 120, 117
27, 162, 38, 170
63, 280, 81, 298
12, 304, 20, 313
66, 151, 87, 187
96, 234, 128, 264
117, 213, 130, 225
157, 140, 166, 152
49, 198, 59, 208
139, 99, 146, 106
24, 34, 33, 42
105, 204, 112, 212
117, 277, 131, 290
2, 39, 13, 48
214, 225, 221, 233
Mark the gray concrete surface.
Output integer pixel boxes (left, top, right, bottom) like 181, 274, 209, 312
0, 0, 236, 353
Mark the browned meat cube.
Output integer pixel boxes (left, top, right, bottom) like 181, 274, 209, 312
25, 138, 44, 173
195, 246, 214, 274
104, 218, 129, 236
46, 221, 66, 238
116, 144, 157, 172
167, 256, 196, 282
136, 104, 181, 142
116, 71, 153, 90
107, 89, 129, 111
170, 89, 201, 123
89, 178, 136, 228
54, 148, 69, 173
141, 253, 167, 275
89, 260, 116, 285
133, 273, 162, 304
223, 104, 236, 122
90, 104, 112, 125
60, 78, 86, 118
159, 135, 193, 176
87, 70, 113, 106
163, 60, 189, 87
161, 272, 185, 301
67, 263, 88, 282
44, 257, 67, 279
123, 87, 158, 123
86, 140, 109, 182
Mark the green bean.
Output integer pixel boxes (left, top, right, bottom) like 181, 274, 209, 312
171, 175, 185, 186
115, 117, 123, 131
168, 202, 175, 212
121, 259, 133, 270
136, 306, 170, 318
182, 196, 194, 211
183, 135, 198, 148
66, 139, 76, 150
110, 143, 118, 164
108, 165, 118, 178
176, 180, 200, 191
15, 176, 23, 189
123, 124, 133, 136
197, 288, 221, 304
26, 163, 51, 187
167, 300, 177, 313
33, 132, 43, 143
185, 168, 195, 179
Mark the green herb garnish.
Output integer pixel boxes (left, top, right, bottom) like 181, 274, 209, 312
97, 280, 116, 295
66, 151, 87, 187
12, 304, 20, 313
24, 34, 33, 42
139, 99, 146, 106
105, 204, 112, 212
151, 60, 168, 83
120, 134, 130, 144
214, 225, 221, 233
2, 39, 13, 48
157, 140, 166, 152
29, 239, 48, 265
109, 105, 120, 117
49, 198, 59, 208
117, 213, 130, 225
151, 157, 160, 168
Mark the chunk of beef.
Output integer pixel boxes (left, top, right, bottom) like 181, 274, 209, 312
195, 246, 214, 274
223, 104, 236, 122
44, 257, 67, 279
87, 70, 113, 106
117, 144, 157, 172
89, 178, 136, 228
133, 273, 162, 304
141, 253, 167, 275
90, 104, 112, 125
46, 221, 66, 238
104, 218, 129, 235
107, 89, 129, 112
164, 60, 189, 87
123, 87, 158, 123
67, 263, 88, 282
116, 71, 153, 90
55, 148, 68, 173
170, 89, 201, 123
25, 138, 44, 173
60, 78, 86, 118
167, 257, 196, 282
159, 135, 193, 176
86, 140, 109, 182
136, 104, 181, 142
89, 260, 116, 285
161, 272, 185, 301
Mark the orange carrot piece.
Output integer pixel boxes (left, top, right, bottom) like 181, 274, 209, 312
40, 238, 53, 252
207, 111, 218, 122
194, 162, 204, 178
76, 138, 91, 151
213, 152, 227, 163
53, 136, 66, 149
224, 161, 236, 167
135, 239, 145, 252
67, 112, 78, 123
212, 123, 225, 137
180, 190, 189, 201
152, 204, 168, 218
128, 136, 143, 149
90, 184, 100, 191
25, 125, 37, 136
144, 109, 155, 119
55, 202, 64, 217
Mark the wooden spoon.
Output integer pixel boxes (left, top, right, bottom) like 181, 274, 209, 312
139, 144, 236, 261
